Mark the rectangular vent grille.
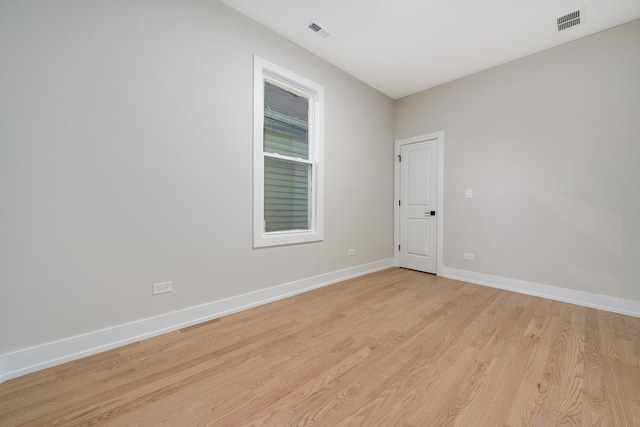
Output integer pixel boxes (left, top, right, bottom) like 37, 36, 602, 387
557, 10, 581, 31
307, 21, 330, 38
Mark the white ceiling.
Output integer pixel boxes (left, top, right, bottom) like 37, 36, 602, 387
220, 0, 640, 99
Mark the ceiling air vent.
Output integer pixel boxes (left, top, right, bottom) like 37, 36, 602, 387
307, 21, 330, 38
557, 9, 583, 31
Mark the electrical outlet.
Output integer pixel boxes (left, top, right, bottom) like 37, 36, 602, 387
152, 281, 172, 295
466, 189, 473, 199
463, 253, 475, 261
348, 248, 356, 256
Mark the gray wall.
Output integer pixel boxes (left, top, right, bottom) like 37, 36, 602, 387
0, 0, 394, 354
396, 20, 640, 302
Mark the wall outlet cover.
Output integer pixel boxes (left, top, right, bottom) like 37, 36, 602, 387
152, 281, 173, 295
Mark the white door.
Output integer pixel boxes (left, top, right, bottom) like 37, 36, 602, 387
398, 139, 438, 273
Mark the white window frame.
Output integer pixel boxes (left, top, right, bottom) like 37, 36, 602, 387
253, 56, 324, 248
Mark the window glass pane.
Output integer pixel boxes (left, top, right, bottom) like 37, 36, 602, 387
264, 82, 309, 160
264, 156, 311, 232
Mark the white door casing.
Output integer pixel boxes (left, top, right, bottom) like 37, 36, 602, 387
394, 132, 444, 275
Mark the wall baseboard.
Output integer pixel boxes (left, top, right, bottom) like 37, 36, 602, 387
0, 259, 393, 383
442, 266, 640, 318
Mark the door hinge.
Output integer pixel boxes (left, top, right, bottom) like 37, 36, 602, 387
398, 200, 401, 206
397, 155, 401, 162
398, 244, 401, 251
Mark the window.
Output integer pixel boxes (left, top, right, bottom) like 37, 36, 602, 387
253, 56, 324, 247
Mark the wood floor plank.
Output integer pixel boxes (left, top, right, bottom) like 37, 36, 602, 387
455, 294, 542, 426
1, 268, 638, 426
583, 307, 607, 427
325, 292, 497, 425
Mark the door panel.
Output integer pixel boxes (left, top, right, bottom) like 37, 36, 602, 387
407, 149, 430, 205
399, 139, 438, 273
406, 219, 430, 256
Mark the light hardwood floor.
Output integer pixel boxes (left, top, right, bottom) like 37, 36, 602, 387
1, 268, 639, 426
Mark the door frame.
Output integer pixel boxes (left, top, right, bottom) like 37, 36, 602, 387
394, 131, 444, 275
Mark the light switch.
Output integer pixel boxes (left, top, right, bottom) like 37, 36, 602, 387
466, 189, 473, 199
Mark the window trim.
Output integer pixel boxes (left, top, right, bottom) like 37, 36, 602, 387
253, 55, 324, 248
